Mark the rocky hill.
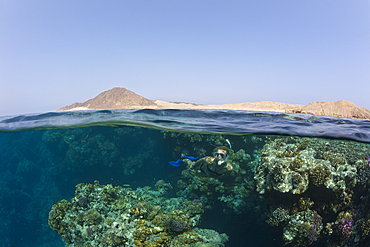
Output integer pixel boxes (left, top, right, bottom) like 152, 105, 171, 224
56, 87, 156, 111
291, 100, 370, 119
56, 87, 370, 120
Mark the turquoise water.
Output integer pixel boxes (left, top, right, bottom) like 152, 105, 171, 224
0, 109, 370, 247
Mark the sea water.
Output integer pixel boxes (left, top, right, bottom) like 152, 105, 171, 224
0, 109, 370, 247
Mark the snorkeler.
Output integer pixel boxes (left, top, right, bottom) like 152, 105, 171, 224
188, 146, 233, 179
169, 139, 234, 178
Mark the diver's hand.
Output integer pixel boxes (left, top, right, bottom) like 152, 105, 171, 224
226, 163, 233, 171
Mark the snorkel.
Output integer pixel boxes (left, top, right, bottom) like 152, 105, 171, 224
226, 139, 232, 149
217, 153, 229, 165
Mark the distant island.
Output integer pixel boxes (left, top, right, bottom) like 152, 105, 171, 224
56, 87, 370, 120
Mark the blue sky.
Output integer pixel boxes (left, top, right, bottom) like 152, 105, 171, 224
1, 1, 369, 116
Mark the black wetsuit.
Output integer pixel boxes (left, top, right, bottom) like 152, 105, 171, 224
194, 157, 232, 178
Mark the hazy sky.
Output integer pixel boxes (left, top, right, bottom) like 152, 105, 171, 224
1, 1, 369, 116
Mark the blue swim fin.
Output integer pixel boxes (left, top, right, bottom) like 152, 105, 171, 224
169, 156, 200, 167
169, 158, 183, 167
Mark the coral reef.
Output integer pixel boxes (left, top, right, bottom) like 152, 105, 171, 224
254, 138, 357, 195
42, 127, 160, 176
48, 181, 228, 247
3, 125, 370, 247
254, 136, 370, 246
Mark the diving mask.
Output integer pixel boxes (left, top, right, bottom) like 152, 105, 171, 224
214, 151, 229, 165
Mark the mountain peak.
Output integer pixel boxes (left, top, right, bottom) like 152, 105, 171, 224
56, 87, 156, 111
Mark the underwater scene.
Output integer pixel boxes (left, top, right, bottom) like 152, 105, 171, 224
1, 109, 370, 247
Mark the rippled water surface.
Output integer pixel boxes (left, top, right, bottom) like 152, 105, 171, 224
0, 109, 370, 247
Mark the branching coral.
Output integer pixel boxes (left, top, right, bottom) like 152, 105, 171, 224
339, 218, 353, 240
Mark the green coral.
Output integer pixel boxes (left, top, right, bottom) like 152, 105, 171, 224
323, 152, 346, 167
282, 210, 317, 245
292, 197, 314, 214
83, 209, 101, 225
270, 164, 284, 183
48, 199, 72, 236
267, 207, 289, 226
155, 180, 173, 195
361, 218, 370, 237
185, 201, 204, 216
290, 157, 303, 170
296, 139, 310, 150
309, 165, 330, 186
152, 213, 172, 227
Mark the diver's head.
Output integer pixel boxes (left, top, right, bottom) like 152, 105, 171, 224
213, 146, 230, 165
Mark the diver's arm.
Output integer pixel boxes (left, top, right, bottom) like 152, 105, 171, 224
225, 161, 233, 171
181, 158, 195, 168
190, 158, 203, 169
